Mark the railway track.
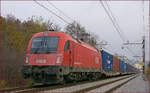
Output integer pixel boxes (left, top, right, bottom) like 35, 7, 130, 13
41, 74, 137, 93
104, 75, 137, 93
0, 74, 137, 93
74, 74, 138, 93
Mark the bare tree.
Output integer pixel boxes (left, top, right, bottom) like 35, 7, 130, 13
65, 21, 86, 39
65, 21, 100, 48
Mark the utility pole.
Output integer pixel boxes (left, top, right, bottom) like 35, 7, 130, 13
123, 38, 145, 73
149, 0, 150, 68
0, 16, 2, 85
142, 36, 145, 74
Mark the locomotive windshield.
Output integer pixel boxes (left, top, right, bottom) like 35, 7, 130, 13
30, 37, 59, 54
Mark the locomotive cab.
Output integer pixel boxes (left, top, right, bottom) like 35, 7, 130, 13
26, 36, 61, 65
22, 32, 72, 83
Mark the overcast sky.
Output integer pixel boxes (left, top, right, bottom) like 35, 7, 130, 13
2, 1, 149, 66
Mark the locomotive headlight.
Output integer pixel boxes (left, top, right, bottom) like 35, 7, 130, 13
25, 56, 29, 63
56, 56, 61, 64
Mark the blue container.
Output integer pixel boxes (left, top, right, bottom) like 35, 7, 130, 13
135, 68, 137, 72
119, 60, 125, 72
125, 63, 129, 72
100, 50, 113, 71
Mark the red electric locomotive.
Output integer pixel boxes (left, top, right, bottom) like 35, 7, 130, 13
22, 31, 103, 84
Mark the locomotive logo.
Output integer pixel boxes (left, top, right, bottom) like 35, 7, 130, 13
36, 59, 46, 63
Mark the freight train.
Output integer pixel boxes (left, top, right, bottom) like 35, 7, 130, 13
22, 31, 139, 84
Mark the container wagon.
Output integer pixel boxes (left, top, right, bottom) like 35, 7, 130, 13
119, 60, 125, 73
100, 50, 115, 76
113, 56, 120, 75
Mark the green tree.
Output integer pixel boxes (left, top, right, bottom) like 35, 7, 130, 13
1, 14, 61, 88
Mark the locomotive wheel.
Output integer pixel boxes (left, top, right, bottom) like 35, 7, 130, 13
88, 74, 93, 81
60, 79, 66, 85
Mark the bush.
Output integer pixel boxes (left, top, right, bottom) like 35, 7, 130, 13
0, 80, 8, 89
28, 80, 35, 87
1, 15, 47, 88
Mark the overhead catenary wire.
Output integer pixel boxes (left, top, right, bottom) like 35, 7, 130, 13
106, 1, 137, 56
105, 1, 146, 63
100, 1, 137, 56
104, 1, 127, 40
33, 0, 70, 24
104, 1, 136, 56
47, 0, 74, 22
100, 1, 125, 41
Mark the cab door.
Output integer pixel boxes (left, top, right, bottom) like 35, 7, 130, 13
69, 41, 75, 67
63, 40, 70, 66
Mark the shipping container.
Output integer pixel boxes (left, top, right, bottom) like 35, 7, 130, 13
133, 67, 135, 72
113, 56, 119, 72
129, 64, 131, 72
119, 60, 125, 72
101, 50, 113, 71
125, 63, 129, 72
135, 68, 137, 72
130, 66, 133, 72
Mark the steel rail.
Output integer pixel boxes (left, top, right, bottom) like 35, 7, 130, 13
73, 74, 137, 93
105, 75, 137, 93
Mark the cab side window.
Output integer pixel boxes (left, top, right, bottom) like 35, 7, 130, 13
64, 40, 70, 51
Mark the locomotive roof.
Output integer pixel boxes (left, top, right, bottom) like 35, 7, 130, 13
32, 31, 98, 52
